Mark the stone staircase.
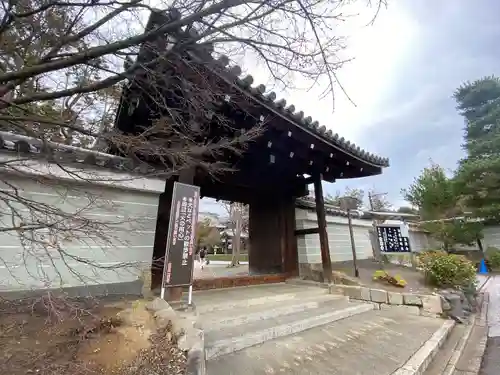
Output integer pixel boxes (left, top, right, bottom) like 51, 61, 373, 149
191, 283, 453, 374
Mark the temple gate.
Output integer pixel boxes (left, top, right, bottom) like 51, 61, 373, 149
112, 11, 389, 298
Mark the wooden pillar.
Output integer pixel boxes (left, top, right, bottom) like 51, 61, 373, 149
151, 179, 176, 290
313, 175, 332, 283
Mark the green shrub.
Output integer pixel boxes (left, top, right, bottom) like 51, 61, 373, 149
486, 246, 500, 269
419, 251, 476, 288
417, 249, 445, 267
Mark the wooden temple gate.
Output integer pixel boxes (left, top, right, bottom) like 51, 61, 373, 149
113, 11, 389, 299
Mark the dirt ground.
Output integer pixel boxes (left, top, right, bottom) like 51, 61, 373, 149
331, 259, 434, 293
0, 295, 186, 375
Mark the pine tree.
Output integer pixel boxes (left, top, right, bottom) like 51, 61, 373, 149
454, 76, 500, 221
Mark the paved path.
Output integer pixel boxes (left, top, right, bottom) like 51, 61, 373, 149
206, 308, 446, 375
193, 261, 249, 279
479, 275, 500, 375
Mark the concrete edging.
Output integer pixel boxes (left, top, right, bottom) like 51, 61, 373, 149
186, 330, 206, 375
443, 314, 477, 375
392, 319, 456, 375
443, 291, 489, 375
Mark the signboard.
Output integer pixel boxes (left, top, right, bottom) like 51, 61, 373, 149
376, 224, 411, 253
162, 182, 200, 288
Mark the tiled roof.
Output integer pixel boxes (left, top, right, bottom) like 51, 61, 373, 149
295, 196, 365, 218
157, 10, 390, 168
0, 131, 160, 176
296, 196, 422, 226
209, 59, 390, 168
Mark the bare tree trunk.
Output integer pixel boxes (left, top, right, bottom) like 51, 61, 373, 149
230, 213, 242, 267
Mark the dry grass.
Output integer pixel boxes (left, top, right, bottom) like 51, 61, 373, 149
0, 296, 186, 375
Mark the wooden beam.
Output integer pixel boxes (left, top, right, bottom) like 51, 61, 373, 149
294, 227, 320, 236
313, 174, 332, 283
198, 180, 307, 204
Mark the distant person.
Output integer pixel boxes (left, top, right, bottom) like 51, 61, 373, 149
200, 247, 207, 269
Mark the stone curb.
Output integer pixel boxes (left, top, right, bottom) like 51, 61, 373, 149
436, 291, 489, 375
392, 319, 456, 375
328, 284, 443, 317
448, 291, 489, 375
442, 314, 477, 375
186, 329, 206, 375
142, 298, 206, 375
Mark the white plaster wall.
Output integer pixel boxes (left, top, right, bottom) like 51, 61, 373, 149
0, 171, 162, 292
295, 208, 434, 264
482, 225, 500, 249
295, 208, 373, 264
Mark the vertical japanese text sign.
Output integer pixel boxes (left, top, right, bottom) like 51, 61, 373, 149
376, 225, 411, 253
162, 182, 200, 288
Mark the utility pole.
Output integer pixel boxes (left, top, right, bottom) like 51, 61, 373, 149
347, 208, 359, 277
368, 191, 388, 266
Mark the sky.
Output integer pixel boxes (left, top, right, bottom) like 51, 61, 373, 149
201, 0, 500, 215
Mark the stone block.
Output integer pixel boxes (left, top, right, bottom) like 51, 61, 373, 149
146, 297, 173, 313
370, 288, 388, 303
421, 294, 443, 316
342, 285, 363, 300
403, 293, 423, 306
388, 292, 404, 305
178, 328, 204, 351
140, 267, 152, 297
299, 263, 324, 282
372, 303, 381, 310
440, 295, 452, 311
329, 285, 346, 295
360, 287, 371, 301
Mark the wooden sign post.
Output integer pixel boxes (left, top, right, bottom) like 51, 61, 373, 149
161, 182, 200, 304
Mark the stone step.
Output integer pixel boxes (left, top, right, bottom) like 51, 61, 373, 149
205, 299, 373, 360
201, 293, 348, 332
192, 283, 328, 314
206, 308, 451, 375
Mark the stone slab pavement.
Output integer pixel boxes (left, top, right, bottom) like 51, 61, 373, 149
476, 275, 491, 291
479, 275, 500, 375
206, 308, 445, 375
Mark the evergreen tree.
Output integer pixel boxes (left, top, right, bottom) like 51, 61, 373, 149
454, 76, 500, 221
402, 163, 482, 251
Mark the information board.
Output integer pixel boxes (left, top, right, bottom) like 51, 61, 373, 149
162, 182, 200, 288
376, 225, 411, 253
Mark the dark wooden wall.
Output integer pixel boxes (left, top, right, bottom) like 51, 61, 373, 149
151, 188, 173, 289
248, 197, 298, 276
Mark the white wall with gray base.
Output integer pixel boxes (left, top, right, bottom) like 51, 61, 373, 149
0, 160, 163, 297
295, 207, 435, 278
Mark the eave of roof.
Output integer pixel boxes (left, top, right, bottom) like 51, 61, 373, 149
0, 131, 163, 177
125, 10, 390, 170
204, 57, 390, 169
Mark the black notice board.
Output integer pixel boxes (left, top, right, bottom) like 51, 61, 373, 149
162, 182, 200, 288
376, 225, 411, 253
